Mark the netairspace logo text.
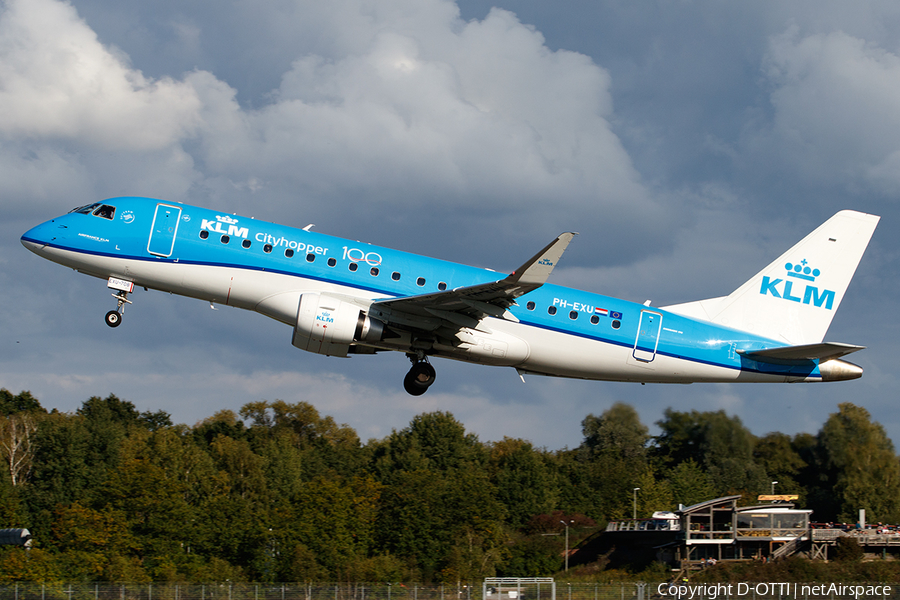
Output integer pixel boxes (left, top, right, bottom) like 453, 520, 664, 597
657, 583, 893, 600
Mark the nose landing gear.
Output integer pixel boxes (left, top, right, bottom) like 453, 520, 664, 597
404, 353, 436, 396
105, 290, 132, 328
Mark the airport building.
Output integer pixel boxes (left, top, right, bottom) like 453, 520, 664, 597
577, 495, 900, 570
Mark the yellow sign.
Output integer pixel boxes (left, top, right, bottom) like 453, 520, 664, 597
758, 494, 799, 501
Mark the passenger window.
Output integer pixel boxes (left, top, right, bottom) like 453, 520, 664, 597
392, 272, 401, 281
612, 320, 621, 329
327, 258, 337, 267
221, 235, 230, 244
199, 230, 209, 240
349, 262, 359, 272
569, 311, 578, 320
416, 277, 426, 287
92, 205, 116, 219
526, 301, 535, 311
306, 253, 315, 262
590, 315, 600, 325
370, 267, 379, 276
242, 239, 251, 249
438, 282, 447, 291
285, 248, 294, 258
548, 306, 557, 316
264, 244, 272, 253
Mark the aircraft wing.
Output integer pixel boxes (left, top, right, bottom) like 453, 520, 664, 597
737, 342, 865, 365
372, 232, 576, 329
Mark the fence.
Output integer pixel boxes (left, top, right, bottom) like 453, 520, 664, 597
0, 584, 897, 600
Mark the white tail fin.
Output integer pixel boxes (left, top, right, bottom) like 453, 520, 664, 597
664, 210, 880, 344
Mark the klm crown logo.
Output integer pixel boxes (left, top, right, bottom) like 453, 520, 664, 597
759, 259, 835, 310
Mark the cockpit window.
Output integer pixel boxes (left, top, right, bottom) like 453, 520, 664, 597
70, 202, 101, 214
92, 205, 116, 220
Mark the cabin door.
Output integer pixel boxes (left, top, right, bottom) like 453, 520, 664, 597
147, 204, 182, 257
633, 310, 663, 362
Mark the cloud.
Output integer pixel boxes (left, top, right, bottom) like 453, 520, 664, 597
193, 6, 655, 238
754, 27, 900, 194
0, 0, 663, 262
0, 0, 201, 150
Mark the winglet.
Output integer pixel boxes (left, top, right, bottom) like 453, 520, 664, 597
506, 232, 576, 287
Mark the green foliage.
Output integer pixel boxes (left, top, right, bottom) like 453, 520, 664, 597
833, 536, 864, 562
818, 403, 900, 523
667, 459, 716, 508
581, 403, 649, 461
654, 408, 768, 496
0, 389, 44, 416
488, 438, 558, 528
4, 390, 900, 583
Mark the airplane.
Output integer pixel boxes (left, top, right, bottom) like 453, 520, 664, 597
21, 198, 879, 395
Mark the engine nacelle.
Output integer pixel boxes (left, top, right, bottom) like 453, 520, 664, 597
292, 293, 384, 357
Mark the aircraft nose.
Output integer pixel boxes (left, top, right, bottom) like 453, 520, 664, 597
21, 219, 65, 254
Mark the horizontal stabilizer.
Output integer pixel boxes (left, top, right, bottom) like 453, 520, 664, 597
738, 342, 865, 364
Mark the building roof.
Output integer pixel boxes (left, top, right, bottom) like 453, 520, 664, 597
677, 495, 741, 515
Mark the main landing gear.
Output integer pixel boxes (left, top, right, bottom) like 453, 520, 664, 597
105, 290, 132, 328
404, 353, 436, 396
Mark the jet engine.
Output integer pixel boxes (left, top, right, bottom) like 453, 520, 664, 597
292, 293, 384, 357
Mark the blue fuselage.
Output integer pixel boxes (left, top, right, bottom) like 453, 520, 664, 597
21, 196, 830, 384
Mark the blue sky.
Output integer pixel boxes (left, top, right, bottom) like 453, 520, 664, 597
2, 0, 898, 449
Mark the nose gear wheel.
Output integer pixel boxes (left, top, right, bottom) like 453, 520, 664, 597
105, 290, 132, 328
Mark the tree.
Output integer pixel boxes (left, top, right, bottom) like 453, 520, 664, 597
754, 432, 807, 498
562, 404, 653, 521
371, 411, 486, 478
634, 466, 673, 517
0, 390, 44, 416
581, 403, 649, 461
667, 459, 716, 508
654, 408, 767, 496
818, 403, 900, 523
23, 412, 94, 537
0, 413, 38, 486
488, 438, 558, 529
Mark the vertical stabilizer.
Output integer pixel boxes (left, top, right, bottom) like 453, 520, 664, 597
664, 210, 880, 344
